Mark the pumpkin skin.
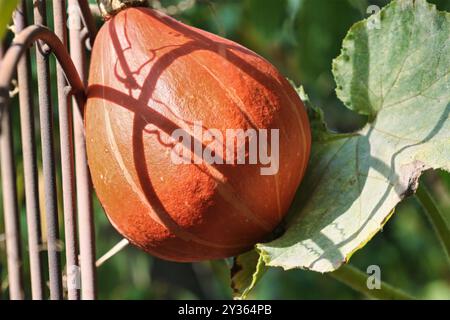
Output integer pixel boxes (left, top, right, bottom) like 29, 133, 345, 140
85, 7, 311, 262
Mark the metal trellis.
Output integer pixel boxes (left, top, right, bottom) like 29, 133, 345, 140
0, 0, 97, 300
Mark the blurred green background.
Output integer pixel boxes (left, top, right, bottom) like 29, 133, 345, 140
1, 0, 450, 299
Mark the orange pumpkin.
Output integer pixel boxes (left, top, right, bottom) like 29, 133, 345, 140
85, 7, 311, 262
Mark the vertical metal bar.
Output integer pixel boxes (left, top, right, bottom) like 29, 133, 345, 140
33, 0, 63, 300
68, 0, 96, 300
53, 0, 80, 300
0, 39, 24, 302
0, 105, 24, 300
77, 0, 97, 47
0, 67, 23, 300
0, 34, 5, 301
0, 34, 4, 58
13, 0, 44, 300
0, 40, 5, 297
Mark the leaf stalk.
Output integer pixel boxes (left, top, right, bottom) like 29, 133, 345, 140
329, 264, 415, 300
415, 183, 450, 262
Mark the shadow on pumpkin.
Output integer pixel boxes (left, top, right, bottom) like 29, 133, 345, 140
87, 8, 304, 258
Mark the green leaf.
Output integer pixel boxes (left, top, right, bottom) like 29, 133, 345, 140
257, 0, 450, 273
230, 250, 266, 300
0, 0, 18, 41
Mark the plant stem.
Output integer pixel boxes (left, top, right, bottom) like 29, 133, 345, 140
96, 238, 129, 267
415, 183, 450, 262
96, 0, 148, 18
329, 264, 414, 300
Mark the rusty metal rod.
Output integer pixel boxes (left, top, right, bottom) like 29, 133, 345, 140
0, 99, 24, 300
68, 0, 97, 300
13, 0, 44, 300
0, 26, 85, 110
0, 36, 24, 301
77, 0, 98, 48
33, 0, 63, 300
53, 0, 80, 301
